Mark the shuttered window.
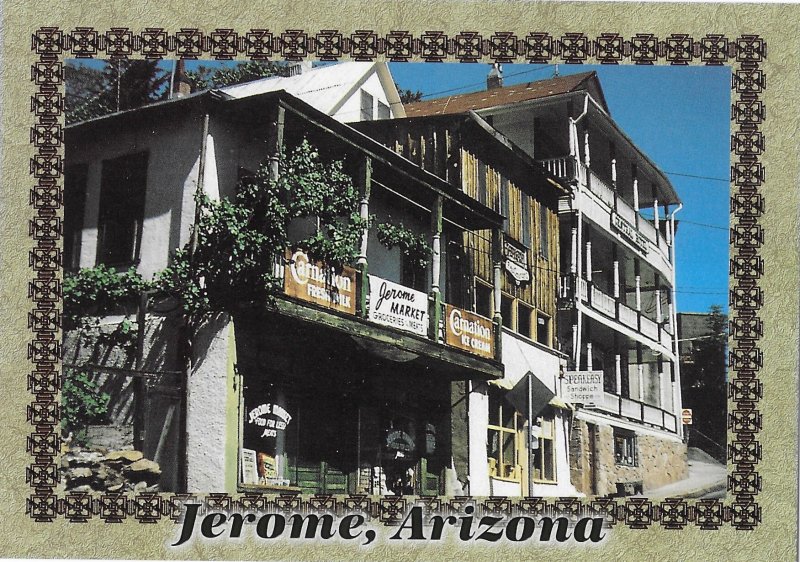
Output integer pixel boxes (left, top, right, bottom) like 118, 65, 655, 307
97, 152, 148, 267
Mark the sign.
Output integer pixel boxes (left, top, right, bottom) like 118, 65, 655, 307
246, 401, 293, 440
504, 239, 531, 284
681, 408, 693, 425
284, 249, 356, 315
563, 370, 604, 405
368, 275, 428, 336
611, 213, 649, 255
240, 448, 259, 485
386, 430, 416, 453
444, 304, 495, 359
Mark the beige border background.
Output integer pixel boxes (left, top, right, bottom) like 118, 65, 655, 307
1, 1, 798, 559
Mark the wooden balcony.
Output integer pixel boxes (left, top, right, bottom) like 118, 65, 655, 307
596, 391, 678, 434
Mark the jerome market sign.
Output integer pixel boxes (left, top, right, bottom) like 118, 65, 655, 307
368, 275, 428, 337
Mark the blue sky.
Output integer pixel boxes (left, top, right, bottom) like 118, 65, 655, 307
390, 63, 731, 315
69, 60, 730, 314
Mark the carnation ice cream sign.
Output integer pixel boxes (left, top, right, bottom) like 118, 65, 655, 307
284, 249, 356, 315
368, 275, 429, 336
444, 304, 495, 359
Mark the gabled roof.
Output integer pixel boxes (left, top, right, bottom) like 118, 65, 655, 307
221, 62, 405, 120
404, 71, 608, 117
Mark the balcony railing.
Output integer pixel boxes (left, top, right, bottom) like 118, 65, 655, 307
618, 303, 638, 330
640, 316, 659, 341
541, 156, 673, 263
591, 285, 616, 317
597, 391, 679, 434
565, 276, 676, 353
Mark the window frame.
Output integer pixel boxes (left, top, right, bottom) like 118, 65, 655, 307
614, 428, 638, 467
531, 414, 557, 483
360, 89, 374, 121
96, 151, 148, 268
487, 390, 522, 482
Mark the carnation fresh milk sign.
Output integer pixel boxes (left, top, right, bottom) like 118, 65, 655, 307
368, 275, 428, 336
283, 249, 356, 315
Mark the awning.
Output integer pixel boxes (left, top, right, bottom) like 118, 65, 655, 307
549, 396, 575, 411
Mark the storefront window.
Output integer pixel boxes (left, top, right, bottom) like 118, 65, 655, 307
531, 416, 556, 483
487, 389, 521, 481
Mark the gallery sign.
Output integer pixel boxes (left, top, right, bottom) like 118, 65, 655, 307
611, 213, 649, 255
368, 275, 429, 336
284, 249, 356, 315
504, 239, 531, 284
444, 304, 494, 359
563, 370, 604, 406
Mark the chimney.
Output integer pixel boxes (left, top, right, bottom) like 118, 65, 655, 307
487, 63, 503, 90
172, 59, 192, 98
288, 61, 313, 76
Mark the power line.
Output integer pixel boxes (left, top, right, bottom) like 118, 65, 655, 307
418, 64, 557, 100
678, 219, 728, 231
664, 171, 729, 183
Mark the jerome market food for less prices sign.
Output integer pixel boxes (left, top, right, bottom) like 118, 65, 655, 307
368, 275, 428, 337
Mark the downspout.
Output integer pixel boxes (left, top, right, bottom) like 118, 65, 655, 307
668, 203, 683, 430
180, 112, 211, 492
569, 94, 588, 370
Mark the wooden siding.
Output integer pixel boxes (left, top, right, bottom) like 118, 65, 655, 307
360, 120, 560, 337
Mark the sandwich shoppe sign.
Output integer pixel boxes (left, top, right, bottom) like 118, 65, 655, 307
444, 304, 495, 359
283, 249, 356, 315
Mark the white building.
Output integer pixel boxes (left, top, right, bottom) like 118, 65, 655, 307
405, 68, 687, 495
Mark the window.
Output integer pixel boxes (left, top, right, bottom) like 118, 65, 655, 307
402, 252, 427, 293
475, 279, 493, 319
536, 313, 550, 346
377, 101, 391, 120
500, 177, 510, 234
614, 428, 638, 466
487, 389, 521, 481
97, 152, 148, 266
538, 203, 549, 260
477, 160, 487, 206
64, 164, 88, 271
521, 195, 531, 247
517, 302, 533, 339
360, 90, 374, 121
531, 415, 556, 482
501, 294, 514, 329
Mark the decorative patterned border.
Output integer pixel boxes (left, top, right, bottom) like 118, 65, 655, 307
27, 27, 765, 530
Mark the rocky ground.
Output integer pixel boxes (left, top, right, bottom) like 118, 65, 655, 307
59, 447, 162, 494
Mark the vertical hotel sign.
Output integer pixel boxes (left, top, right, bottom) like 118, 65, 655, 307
284, 249, 356, 315
444, 304, 494, 359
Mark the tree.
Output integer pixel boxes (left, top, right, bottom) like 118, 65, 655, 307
186, 61, 291, 91
682, 305, 727, 460
396, 83, 424, 104
65, 60, 169, 124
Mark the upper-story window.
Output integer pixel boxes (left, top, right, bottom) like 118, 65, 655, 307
538, 203, 549, 260
97, 152, 148, 267
64, 164, 88, 271
377, 101, 391, 120
360, 90, 374, 121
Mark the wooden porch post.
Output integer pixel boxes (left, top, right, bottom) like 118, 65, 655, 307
492, 227, 503, 362
356, 156, 372, 317
429, 195, 444, 342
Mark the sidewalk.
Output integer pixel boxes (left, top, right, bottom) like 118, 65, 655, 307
635, 447, 727, 499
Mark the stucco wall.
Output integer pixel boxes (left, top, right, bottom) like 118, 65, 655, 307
67, 109, 205, 280
185, 312, 236, 492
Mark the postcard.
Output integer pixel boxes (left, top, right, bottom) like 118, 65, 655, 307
0, 1, 797, 560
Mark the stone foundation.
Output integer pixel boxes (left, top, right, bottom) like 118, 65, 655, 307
570, 418, 688, 496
